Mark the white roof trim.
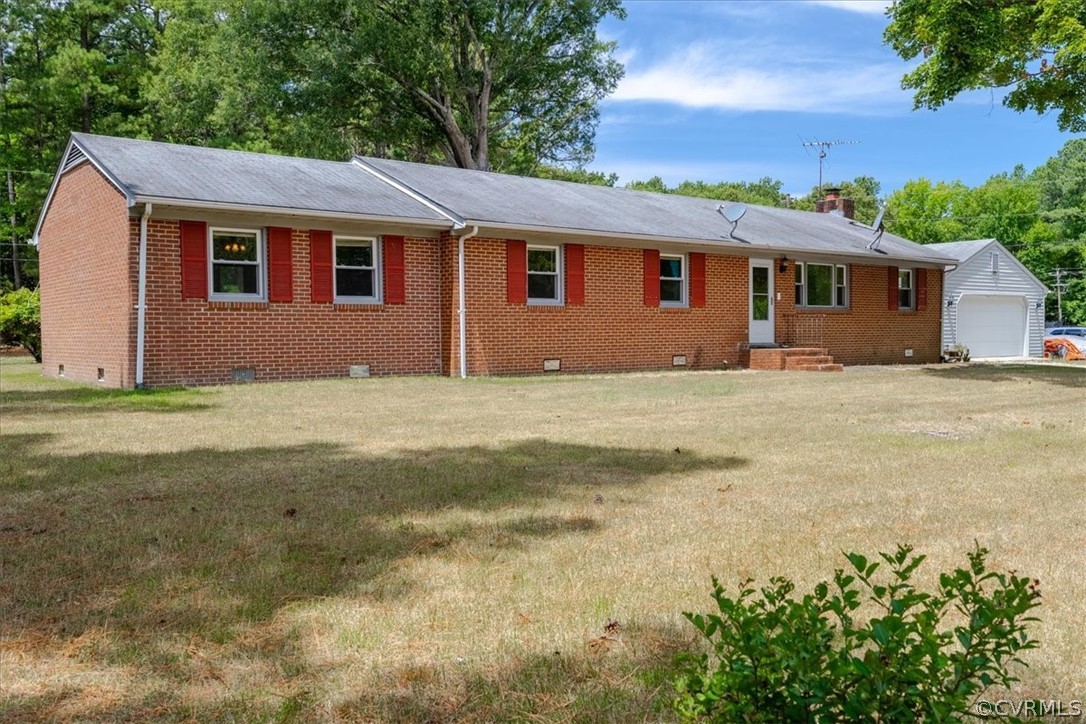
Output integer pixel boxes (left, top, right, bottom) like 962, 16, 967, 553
465, 218, 954, 267
32, 136, 134, 243
131, 196, 454, 228
350, 158, 466, 229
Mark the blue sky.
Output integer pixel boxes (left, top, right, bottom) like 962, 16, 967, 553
590, 0, 1082, 198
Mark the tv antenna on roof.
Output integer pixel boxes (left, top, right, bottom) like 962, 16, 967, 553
801, 139, 859, 195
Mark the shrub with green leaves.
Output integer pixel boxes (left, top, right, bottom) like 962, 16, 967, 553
674, 545, 1041, 722
0, 287, 42, 362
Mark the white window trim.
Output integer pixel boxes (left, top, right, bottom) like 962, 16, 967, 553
795, 261, 849, 309
208, 226, 265, 302
899, 268, 915, 310
334, 236, 382, 304
527, 244, 563, 306
660, 253, 687, 308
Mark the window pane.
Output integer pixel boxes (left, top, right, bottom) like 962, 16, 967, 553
899, 270, 912, 289
337, 268, 374, 297
660, 257, 682, 279
213, 232, 258, 262
337, 243, 373, 268
528, 248, 557, 273
752, 295, 769, 320
661, 279, 683, 302
751, 266, 768, 294
806, 264, 832, 306
528, 273, 557, 300
213, 263, 258, 294
899, 289, 912, 309
836, 285, 846, 307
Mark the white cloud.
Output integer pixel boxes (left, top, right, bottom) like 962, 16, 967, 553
610, 43, 909, 114
807, 0, 892, 15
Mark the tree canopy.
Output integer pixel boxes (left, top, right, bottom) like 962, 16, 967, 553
884, 0, 1086, 132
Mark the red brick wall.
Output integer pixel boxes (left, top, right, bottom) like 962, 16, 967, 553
779, 263, 942, 365
440, 236, 750, 376
140, 220, 442, 386
38, 163, 135, 387
38, 165, 942, 387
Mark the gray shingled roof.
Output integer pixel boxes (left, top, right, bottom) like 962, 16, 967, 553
70, 133, 449, 223
357, 156, 952, 264
52, 134, 952, 265
926, 239, 997, 262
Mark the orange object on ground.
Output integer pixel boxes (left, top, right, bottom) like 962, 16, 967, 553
1044, 337, 1086, 361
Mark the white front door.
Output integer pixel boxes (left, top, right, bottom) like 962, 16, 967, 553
750, 259, 775, 344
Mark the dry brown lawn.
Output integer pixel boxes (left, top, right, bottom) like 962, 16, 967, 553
1, 358, 1083, 722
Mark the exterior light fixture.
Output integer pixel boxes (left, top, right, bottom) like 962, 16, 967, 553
778, 258, 789, 273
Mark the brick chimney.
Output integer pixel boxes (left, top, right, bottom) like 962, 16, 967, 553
815, 187, 855, 219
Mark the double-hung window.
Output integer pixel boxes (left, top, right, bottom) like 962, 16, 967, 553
898, 269, 914, 309
335, 237, 380, 302
795, 262, 848, 308
527, 245, 561, 303
210, 228, 264, 300
660, 254, 686, 306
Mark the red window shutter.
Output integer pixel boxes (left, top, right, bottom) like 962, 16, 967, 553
643, 249, 660, 307
887, 266, 899, 310
507, 240, 527, 304
179, 220, 208, 300
310, 230, 333, 303
689, 252, 706, 308
383, 235, 406, 304
565, 244, 585, 305
267, 227, 294, 303
916, 268, 928, 311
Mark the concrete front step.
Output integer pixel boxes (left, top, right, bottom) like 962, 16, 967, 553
790, 363, 845, 372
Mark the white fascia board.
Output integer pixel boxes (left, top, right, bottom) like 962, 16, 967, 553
350, 158, 466, 229
130, 196, 454, 228
464, 219, 954, 267
32, 136, 134, 243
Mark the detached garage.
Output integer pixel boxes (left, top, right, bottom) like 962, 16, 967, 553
929, 240, 1048, 358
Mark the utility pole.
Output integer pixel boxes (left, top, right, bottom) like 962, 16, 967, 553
1052, 268, 1066, 324
7, 170, 20, 289
801, 139, 859, 195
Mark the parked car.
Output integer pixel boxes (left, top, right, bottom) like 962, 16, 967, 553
1047, 326, 1086, 338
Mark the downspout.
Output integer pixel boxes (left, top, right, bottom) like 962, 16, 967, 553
456, 225, 479, 379
135, 203, 152, 387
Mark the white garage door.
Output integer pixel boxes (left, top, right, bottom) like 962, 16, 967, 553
957, 295, 1027, 358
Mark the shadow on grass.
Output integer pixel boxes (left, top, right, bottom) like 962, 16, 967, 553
1, 434, 735, 720
0, 620, 697, 723
922, 363, 1086, 388
2, 433, 742, 641
0, 385, 215, 415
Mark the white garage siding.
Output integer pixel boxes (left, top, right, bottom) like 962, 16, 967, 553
931, 240, 1048, 358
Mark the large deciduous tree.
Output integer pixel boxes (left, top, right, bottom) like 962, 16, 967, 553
884, 0, 1086, 132
151, 0, 626, 172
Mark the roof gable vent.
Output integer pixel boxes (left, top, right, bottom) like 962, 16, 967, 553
62, 145, 87, 173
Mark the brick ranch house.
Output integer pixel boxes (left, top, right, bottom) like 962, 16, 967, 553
34, 133, 954, 388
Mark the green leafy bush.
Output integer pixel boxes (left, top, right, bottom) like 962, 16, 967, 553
674, 545, 1040, 722
0, 287, 42, 361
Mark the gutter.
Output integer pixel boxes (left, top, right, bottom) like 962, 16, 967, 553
135, 203, 152, 387
456, 225, 479, 378
130, 196, 453, 229
459, 219, 954, 268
